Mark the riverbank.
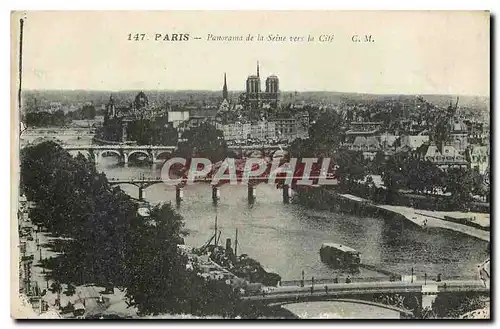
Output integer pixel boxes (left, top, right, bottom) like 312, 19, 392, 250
291, 187, 489, 242
17, 203, 137, 319
338, 194, 490, 242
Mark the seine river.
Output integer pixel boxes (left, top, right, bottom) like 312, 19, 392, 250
35, 134, 488, 318
93, 156, 488, 282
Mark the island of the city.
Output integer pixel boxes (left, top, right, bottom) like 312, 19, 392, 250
16, 62, 490, 319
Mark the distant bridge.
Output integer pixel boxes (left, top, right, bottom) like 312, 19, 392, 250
63, 145, 176, 165
63, 144, 288, 165
241, 279, 489, 318
108, 176, 331, 204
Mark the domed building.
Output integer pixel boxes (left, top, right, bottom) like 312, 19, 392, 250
134, 91, 149, 110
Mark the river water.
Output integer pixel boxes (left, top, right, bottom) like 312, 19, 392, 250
29, 133, 488, 318
94, 156, 488, 282
33, 134, 488, 280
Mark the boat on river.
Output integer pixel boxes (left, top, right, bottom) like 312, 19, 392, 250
320, 242, 361, 270
195, 217, 281, 286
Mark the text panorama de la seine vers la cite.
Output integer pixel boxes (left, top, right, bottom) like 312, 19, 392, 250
127, 33, 375, 43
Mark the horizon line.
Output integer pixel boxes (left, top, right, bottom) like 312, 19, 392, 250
21, 89, 489, 98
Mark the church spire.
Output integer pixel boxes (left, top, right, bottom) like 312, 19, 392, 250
257, 61, 260, 78
222, 72, 228, 100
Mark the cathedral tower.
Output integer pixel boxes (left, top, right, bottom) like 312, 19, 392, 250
222, 73, 228, 100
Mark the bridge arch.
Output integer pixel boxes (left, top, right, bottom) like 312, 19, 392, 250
127, 150, 152, 163
155, 150, 173, 161
267, 298, 414, 318
98, 150, 123, 164
99, 150, 122, 158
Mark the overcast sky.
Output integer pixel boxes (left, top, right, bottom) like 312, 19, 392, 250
15, 11, 490, 96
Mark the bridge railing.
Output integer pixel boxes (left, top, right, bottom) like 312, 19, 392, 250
62, 144, 287, 150
279, 275, 479, 287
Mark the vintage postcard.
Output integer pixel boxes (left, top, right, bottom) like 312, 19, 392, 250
11, 11, 490, 319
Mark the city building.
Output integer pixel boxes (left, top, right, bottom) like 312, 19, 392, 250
468, 145, 490, 174
379, 133, 399, 149
167, 111, 190, 129
222, 73, 228, 101
217, 123, 249, 141
217, 121, 276, 141
448, 120, 469, 153
464, 120, 488, 145
104, 92, 164, 123
270, 112, 309, 142
344, 121, 383, 143
251, 121, 277, 141
348, 136, 381, 151
180, 108, 220, 131
396, 135, 430, 152
420, 142, 468, 170
218, 99, 231, 114
244, 62, 280, 112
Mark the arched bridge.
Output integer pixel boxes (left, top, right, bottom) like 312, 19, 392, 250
63, 144, 288, 164
107, 171, 335, 204
63, 145, 176, 165
242, 279, 489, 318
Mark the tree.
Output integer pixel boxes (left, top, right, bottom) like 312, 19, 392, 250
371, 151, 386, 174
334, 150, 368, 187
65, 283, 76, 296
381, 156, 408, 196
177, 122, 227, 162
82, 104, 96, 120
21, 141, 138, 286
25, 110, 69, 127
432, 293, 487, 318
288, 138, 318, 158
444, 167, 475, 209
308, 112, 344, 155
21, 141, 239, 316
406, 160, 444, 194
124, 203, 190, 315
50, 281, 62, 294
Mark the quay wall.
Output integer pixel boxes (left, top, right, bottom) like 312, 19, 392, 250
292, 187, 422, 230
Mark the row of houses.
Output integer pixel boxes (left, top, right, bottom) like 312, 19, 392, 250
216, 114, 309, 142
342, 119, 488, 173
344, 134, 487, 173
165, 106, 309, 143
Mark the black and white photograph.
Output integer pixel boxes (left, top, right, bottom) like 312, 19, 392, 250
10, 10, 490, 319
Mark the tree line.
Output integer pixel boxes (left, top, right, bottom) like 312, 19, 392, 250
287, 112, 489, 211
20, 141, 240, 316
24, 105, 97, 127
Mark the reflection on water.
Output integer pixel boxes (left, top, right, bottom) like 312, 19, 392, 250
283, 301, 400, 319
97, 157, 488, 281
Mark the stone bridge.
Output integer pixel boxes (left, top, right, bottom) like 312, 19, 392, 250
63, 144, 288, 165
241, 279, 489, 318
63, 145, 176, 165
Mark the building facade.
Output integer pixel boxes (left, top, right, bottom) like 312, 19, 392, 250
422, 143, 468, 170
244, 62, 280, 112
468, 145, 490, 174
217, 121, 276, 141
270, 112, 309, 142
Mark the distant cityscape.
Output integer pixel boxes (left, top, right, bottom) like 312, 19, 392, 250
18, 61, 491, 320
21, 61, 490, 177
15, 10, 490, 320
